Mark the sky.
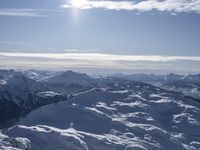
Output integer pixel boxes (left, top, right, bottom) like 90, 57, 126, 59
0, 0, 200, 74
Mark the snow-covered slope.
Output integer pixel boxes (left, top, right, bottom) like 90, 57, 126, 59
45, 71, 102, 94
112, 73, 200, 100
0, 74, 67, 128
7, 81, 200, 150
5, 75, 46, 93
1, 70, 200, 149
0, 70, 105, 128
0, 131, 31, 150
21, 70, 59, 81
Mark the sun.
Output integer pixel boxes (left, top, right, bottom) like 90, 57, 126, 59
66, 0, 91, 9
63, 0, 85, 23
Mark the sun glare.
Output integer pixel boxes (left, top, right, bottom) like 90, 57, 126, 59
68, 0, 85, 22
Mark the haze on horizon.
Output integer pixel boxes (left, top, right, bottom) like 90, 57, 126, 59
0, 0, 200, 74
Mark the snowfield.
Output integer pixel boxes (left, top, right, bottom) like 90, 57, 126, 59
1, 70, 200, 150
7, 84, 200, 150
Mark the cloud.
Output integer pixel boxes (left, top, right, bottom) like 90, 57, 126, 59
0, 52, 200, 62
62, 0, 200, 14
0, 8, 49, 17
64, 49, 97, 53
0, 52, 200, 73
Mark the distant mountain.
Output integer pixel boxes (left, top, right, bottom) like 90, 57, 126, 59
47, 71, 95, 86
113, 73, 165, 82
111, 73, 200, 99
21, 70, 59, 81
185, 74, 200, 82
0, 69, 22, 79
165, 73, 184, 82
7, 75, 46, 92
45, 71, 101, 94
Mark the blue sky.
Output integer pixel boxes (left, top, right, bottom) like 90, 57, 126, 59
0, 0, 200, 74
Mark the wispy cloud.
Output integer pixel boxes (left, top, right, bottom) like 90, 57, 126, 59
0, 8, 49, 17
0, 52, 200, 73
0, 52, 200, 62
64, 49, 97, 53
62, 0, 200, 14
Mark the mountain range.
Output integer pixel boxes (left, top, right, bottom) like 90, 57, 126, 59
0, 70, 200, 150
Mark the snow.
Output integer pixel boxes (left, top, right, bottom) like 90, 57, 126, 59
73, 88, 96, 96
46, 71, 96, 88
190, 141, 200, 148
12, 125, 162, 150
14, 125, 89, 150
109, 90, 129, 94
95, 102, 117, 111
14, 138, 31, 150
175, 101, 200, 112
17, 125, 50, 133
0, 79, 7, 85
111, 100, 149, 108
84, 107, 105, 115
1, 73, 200, 150
72, 103, 77, 106
7, 86, 200, 150
149, 93, 162, 98
150, 97, 173, 103
128, 93, 146, 101
0, 131, 31, 150
173, 113, 200, 125
37, 91, 61, 98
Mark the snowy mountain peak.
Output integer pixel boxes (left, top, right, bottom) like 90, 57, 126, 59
48, 71, 92, 83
